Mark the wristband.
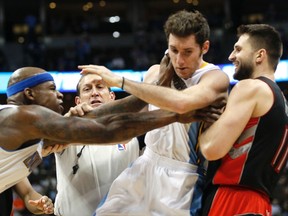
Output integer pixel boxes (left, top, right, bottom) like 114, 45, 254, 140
121, 77, 125, 89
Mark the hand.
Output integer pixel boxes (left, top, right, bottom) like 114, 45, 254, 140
78, 64, 122, 88
194, 106, 223, 124
28, 196, 54, 214
65, 102, 94, 117
211, 93, 227, 110
42, 144, 68, 157
177, 102, 225, 125
194, 93, 227, 125
157, 52, 175, 87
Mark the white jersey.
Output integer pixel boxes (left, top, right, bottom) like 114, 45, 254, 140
0, 105, 43, 193
54, 138, 139, 216
95, 63, 220, 216
145, 63, 220, 163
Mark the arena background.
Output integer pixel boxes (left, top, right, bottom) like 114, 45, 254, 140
0, 0, 287, 215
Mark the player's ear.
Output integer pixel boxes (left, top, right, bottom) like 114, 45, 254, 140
255, 49, 265, 64
202, 40, 210, 55
75, 96, 81, 105
23, 88, 34, 100
109, 91, 116, 100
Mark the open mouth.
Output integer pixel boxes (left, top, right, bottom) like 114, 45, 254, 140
90, 100, 102, 107
176, 67, 187, 71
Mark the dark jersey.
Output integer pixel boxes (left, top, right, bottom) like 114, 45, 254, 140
213, 76, 288, 198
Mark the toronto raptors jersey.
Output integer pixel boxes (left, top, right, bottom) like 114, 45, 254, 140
213, 76, 288, 198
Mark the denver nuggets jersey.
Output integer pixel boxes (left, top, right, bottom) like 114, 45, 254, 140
145, 63, 220, 168
96, 63, 221, 216
0, 105, 43, 193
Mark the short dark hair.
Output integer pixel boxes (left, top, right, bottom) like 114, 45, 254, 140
237, 24, 283, 71
163, 10, 210, 48
76, 75, 85, 96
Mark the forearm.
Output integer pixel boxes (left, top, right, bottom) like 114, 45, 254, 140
93, 109, 177, 143
35, 108, 177, 144
122, 78, 178, 111
86, 95, 147, 118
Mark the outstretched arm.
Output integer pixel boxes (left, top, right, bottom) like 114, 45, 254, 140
3, 104, 196, 150
78, 55, 174, 117
86, 95, 147, 118
78, 65, 229, 114
41, 98, 146, 151
37, 107, 194, 144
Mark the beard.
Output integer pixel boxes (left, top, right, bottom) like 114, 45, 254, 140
233, 62, 254, 81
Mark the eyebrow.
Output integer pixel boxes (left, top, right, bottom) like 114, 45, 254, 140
234, 44, 241, 49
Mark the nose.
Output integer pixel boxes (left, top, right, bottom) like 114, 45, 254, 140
57, 91, 64, 99
228, 51, 235, 62
91, 87, 100, 96
176, 53, 185, 65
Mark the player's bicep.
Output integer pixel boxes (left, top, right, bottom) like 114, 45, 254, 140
215, 83, 256, 143
198, 70, 230, 99
220, 91, 255, 136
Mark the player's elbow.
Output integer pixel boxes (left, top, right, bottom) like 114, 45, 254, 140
200, 144, 222, 161
200, 146, 214, 161
175, 107, 189, 114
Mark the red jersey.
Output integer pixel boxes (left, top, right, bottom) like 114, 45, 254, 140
202, 77, 288, 216
213, 77, 288, 197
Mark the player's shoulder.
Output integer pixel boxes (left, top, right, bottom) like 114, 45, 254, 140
146, 64, 160, 76
144, 64, 160, 83
147, 64, 160, 72
232, 78, 271, 99
236, 78, 268, 89
6, 105, 54, 123
200, 66, 230, 86
200, 63, 228, 78
17, 104, 49, 116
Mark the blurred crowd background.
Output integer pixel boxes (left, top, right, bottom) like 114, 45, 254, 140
0, 0, 288, 72
0, 0, 287, 215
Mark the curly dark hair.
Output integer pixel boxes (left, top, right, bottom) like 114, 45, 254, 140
163, 10, 210, 48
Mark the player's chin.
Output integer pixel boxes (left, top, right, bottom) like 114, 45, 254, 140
175, 68, 190, 79
56, 105, 64, 114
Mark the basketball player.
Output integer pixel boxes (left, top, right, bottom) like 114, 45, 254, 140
199, 24, 288, 215
79, 9, 229, 216
0, 67, 196, 215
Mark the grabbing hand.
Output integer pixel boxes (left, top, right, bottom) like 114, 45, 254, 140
194, 93, 227, 125
65, 102, 94, 117
78, 64, 122, 88
194, 106, 223, 125
42, 144, 68, 157
157, 51, 175, 87
176, 102, 225, 125
28, 195, 54, 214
